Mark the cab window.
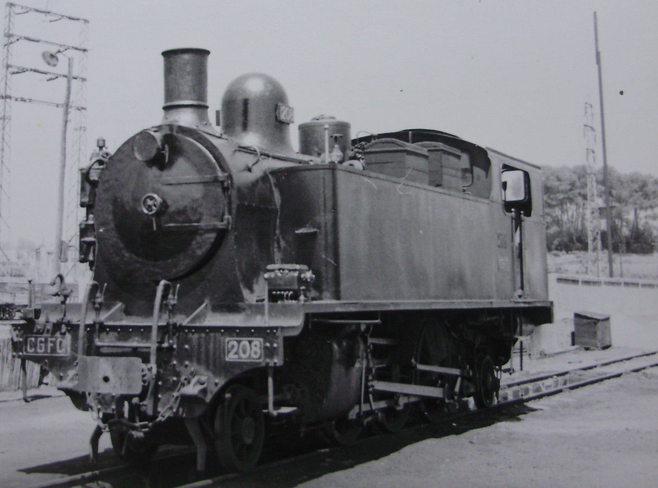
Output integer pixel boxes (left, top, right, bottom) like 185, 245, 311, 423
461, 152, 492, 199
501, 166, 532, 216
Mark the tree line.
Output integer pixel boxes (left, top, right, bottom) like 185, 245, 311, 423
542, 166, 658, 254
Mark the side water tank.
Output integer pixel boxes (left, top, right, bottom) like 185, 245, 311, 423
299, 115, 351, 163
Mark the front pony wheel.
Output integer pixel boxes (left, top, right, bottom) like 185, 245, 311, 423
213, 385, 265, 472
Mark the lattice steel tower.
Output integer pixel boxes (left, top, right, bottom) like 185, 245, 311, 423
0, 3, 88, 278
583, 102, 601, 276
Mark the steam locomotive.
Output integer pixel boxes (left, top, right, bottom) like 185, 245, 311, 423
11, 48, 552, 472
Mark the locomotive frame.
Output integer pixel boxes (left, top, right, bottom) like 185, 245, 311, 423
10, 48, 552, 473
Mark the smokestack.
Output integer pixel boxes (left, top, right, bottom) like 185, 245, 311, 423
161, 48, 214, 131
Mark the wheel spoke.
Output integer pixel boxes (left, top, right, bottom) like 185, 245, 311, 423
238, 443, 248, 461
236, 399, 247, 418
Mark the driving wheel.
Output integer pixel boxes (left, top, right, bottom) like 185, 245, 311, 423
324, 415, 363, 446
375, 364, 411, 433
473, 354, 499, 409
413, 322, 456, 423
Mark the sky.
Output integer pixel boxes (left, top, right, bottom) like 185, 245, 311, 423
2, 0, 657, 246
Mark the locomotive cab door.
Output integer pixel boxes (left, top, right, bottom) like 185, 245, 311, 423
501, 167, 532, 298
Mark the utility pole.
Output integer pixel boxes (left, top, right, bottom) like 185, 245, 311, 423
44, 52, 73, 277
594, 11, 614, 277
0, 5, 15, 274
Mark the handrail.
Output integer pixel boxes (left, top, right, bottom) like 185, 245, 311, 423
150, 280, 171, 366
77, 281, 96, 358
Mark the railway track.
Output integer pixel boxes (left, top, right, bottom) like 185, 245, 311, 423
499, 349, 658, 403
23, 350, 658, 488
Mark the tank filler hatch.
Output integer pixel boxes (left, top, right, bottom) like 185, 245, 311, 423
94, 129, 229, 282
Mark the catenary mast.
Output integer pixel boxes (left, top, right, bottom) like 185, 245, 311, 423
0, 3, 88, 279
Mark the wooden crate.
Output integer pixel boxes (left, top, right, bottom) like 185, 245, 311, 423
574, 311, 611, 350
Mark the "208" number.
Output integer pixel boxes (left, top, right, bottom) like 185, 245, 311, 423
225, 338, 263, 362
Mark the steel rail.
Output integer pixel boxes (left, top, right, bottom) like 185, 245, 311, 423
499, 352, 658, 405
22, 464, 127, 488
502, 350, 658, 389
21, 448, 195, 488
517, 359, 658, 404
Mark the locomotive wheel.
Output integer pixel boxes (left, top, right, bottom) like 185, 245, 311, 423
324, 416, 363, 446
377, 402, 411, 433
413, 323, 454, 423
473, 354, 499, 409
109, 425, 157, 467
214, 385, 265, 472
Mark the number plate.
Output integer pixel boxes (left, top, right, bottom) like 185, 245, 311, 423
225, 338, 263, 362
24, 335, 70, 356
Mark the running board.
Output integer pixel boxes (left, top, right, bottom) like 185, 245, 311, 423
371, 381, 445, 399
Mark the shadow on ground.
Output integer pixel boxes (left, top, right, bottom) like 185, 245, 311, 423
20, 448, 119, 476
16, 403, 539, 488
211, 403, 539, 488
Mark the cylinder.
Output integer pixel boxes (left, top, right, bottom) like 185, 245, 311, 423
161, 48, 213, 129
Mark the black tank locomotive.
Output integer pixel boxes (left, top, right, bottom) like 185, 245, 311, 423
11, 48, 552, 472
